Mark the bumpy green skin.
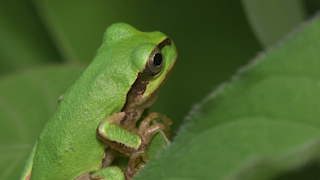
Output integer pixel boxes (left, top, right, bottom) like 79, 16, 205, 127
91, 166, 125, 180
27, 23, 177, 179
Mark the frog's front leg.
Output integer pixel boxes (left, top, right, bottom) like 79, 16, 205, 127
97, 110, 171, 178
98, 110, 171, 155
137, 112, 171, 156
124, 112, 172, 178
97, 110, 143, 155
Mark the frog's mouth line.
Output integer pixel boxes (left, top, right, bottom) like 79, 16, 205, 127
158, 57, 177, 88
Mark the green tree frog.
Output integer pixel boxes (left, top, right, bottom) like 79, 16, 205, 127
20, 23, 177, 180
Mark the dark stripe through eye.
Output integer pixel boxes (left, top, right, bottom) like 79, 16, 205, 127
158, 38, 171, 50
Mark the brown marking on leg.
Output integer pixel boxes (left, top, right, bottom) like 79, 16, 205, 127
75, 172, 91, 180
103, 140, 140, 156
120, 110, 138, 129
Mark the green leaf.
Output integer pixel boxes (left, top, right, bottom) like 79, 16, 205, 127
0, 1, 62, 74
135, 14, 320, 180
32, 0, 121, 63
242, 0, 307, 48
0, 65, 85, 179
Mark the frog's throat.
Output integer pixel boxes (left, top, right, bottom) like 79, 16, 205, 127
120, 89, 159, 131
121, 84, 159, 112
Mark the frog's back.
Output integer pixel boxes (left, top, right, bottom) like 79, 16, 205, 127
30, 62, 126, 179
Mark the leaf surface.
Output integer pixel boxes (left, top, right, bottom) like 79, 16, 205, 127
0, 65, 85, 179
135, 14, 320, 180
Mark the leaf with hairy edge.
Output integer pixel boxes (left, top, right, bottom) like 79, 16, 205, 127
135, 14, 320, 180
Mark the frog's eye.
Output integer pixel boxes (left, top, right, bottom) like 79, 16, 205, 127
145, 48, 163, 76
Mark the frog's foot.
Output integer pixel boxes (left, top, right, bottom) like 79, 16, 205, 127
138, 112, 171, 158
124, 151, 145, 179
139, 112, 172, 137
123, 112, 171, 179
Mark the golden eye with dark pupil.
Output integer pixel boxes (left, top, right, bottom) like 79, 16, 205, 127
145, 48, 163, 76
143, 38, 171, 77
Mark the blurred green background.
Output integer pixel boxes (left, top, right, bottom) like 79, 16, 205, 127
1, 0, 320, 179
2, 0, 320, 133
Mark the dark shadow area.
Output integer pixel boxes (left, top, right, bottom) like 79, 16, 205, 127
271, 162, 320, 180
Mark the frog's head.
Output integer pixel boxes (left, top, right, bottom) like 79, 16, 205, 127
103, 23, 177, 111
